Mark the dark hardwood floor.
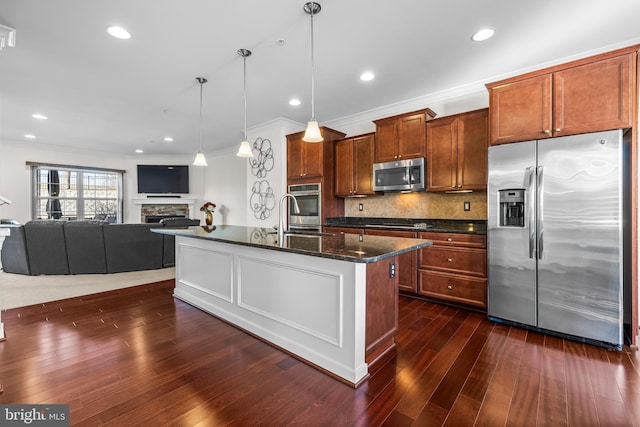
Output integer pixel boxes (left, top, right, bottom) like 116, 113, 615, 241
0, 279, 638, 426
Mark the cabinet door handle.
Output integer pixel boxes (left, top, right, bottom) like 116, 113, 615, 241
447, 285, 453, 290
555, 128, 561, 132
543, 129, 551, 134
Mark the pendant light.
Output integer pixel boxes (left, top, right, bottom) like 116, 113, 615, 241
302, 2, 323, 143
236, 48, 254, 158
193, 77, 208, 166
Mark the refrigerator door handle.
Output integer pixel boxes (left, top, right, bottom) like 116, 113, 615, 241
527, 166, 536, 259
537, 166, 544, 259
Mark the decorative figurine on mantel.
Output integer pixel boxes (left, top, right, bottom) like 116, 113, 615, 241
200, 202, 216, 226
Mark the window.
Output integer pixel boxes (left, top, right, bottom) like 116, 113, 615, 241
31, 165, 123, 222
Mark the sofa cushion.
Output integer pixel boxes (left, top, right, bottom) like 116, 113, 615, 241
103, 223, 164, 273
1, 225, 31, 275
24, 220, 69, 275
64, 221, 109, 274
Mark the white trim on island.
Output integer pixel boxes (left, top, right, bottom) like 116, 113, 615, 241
173, 235, 370, 385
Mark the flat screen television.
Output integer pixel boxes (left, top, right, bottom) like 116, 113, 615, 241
137, 165, 189, 194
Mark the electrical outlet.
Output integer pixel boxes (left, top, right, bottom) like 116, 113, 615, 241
358, 203, 364, 211
464, 201, 471, 211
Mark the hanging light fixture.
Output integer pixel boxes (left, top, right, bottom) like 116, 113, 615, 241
302, 1, 323, 143
236, 48, 254, 158
193, 77, 208, 166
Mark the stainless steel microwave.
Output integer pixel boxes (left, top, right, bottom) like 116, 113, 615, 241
373, 157, 426, 192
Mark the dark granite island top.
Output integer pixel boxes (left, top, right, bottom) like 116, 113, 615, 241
153, 224, 432, 263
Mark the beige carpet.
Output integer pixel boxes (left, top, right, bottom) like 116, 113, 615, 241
0, 267, 175, 309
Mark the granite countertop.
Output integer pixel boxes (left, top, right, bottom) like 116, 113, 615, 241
153, 225, 432, 263
324, 217, 487, 234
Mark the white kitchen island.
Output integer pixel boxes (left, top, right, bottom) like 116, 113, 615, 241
154, 225, 431, 387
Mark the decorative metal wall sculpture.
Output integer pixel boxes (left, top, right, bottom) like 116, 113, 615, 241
250, 180, 275, 220
249, 137, 275, 220
250, 137, 274, 178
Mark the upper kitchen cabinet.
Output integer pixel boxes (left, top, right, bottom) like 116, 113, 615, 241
287, 127, 346, 181
427, 108, 488, 192
373, 109, 437, 163
487, 51, 635, 145
335, 133, 376, 197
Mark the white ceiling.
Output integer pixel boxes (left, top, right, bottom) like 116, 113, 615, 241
1, 0, 639, 157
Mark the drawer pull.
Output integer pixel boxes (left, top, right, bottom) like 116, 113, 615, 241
447, 258, 453, 263
447, 238, 453, 242
447, 285, 453, 290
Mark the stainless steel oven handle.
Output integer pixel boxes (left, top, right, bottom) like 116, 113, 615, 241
527, 166, 535, 259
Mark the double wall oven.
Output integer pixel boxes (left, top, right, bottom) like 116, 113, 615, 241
288, 183, 321, 232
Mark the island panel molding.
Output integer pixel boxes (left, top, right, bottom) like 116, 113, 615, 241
172, 235, 368, 385
177, 242, 234, 303
237, 255, 343, 347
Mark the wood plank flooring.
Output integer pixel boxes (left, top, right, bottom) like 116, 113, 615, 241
0, 280, 638, 426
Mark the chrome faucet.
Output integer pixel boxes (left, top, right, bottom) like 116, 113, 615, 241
278, 193, 300, 244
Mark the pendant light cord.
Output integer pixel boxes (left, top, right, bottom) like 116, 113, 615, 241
198, 80, 203, 152
310, 6, 316, 121
243, 55, 247, 140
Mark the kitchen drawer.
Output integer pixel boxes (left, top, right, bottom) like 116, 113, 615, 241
419, 246, 486, 277
419, 270, 487, 308
419, 232, 486, 248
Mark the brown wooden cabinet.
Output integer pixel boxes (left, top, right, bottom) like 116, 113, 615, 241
287, 127, 346, 180
373, 109, 436, 163
426, 108, 488, 192
335, 133, 376, 197
286, 127, 347, 222
418, 232, 487, 309
487, 52, 634, 145
364, 229, 418, 293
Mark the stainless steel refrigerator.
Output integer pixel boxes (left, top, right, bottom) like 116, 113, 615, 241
487, 129, 627, 348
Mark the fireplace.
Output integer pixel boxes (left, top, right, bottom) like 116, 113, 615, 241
133, 198, 196, 224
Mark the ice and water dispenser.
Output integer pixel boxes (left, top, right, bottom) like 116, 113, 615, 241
498, 189, 525, 227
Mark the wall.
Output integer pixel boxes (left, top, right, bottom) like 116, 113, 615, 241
242, 118, 304, 229
199, 147, 247, 226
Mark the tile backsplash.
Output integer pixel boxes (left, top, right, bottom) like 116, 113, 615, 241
344, 191, 487, 220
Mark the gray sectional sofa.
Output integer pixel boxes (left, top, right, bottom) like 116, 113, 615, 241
0, 217, 199, 275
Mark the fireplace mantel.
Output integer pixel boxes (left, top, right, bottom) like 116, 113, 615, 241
133, 198, 196, 223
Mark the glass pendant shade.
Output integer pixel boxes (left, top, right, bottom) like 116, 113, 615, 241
303, 120, 323, 142
236, 140, 253, 157
193, 151, 208, 166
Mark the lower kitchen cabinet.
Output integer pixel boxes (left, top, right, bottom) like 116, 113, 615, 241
364, 229, 418, 293
418, 232, 487, 309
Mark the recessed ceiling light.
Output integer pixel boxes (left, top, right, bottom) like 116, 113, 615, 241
360, 72, 375, 81
135, 149, 144, 153
106, 26, 131, 40
471, 28, 495, 42
289, 98, 301, 106
32, 113, 48, 120
164, 137, 173, 142
24, 134, 36, 139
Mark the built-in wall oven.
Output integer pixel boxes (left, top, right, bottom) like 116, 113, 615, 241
288, 183, 321, 231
